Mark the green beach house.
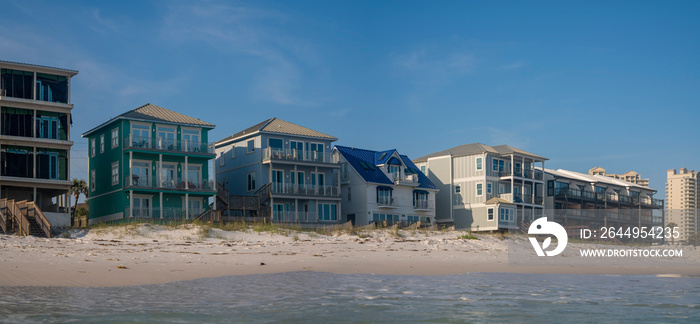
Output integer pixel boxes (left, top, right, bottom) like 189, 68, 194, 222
81, 103, 216, 224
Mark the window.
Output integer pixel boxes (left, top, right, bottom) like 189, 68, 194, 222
247, 139, 255, 153
131, 124, 150, 148
100, 134, 105, 153
290, 140, 304, 159
230, 144, 236, 159
499, 208, 513, 222
269, 138, 283, 152
219, 152, 224, 166
131, 161, 150, 187
272, 170, 283, 192
111, 162, 119, 185
488, 208, 494, 221
476, 157, 483, 171
318, 203, 337, 221
547, 180, 554, 196
187, 165, 202, 187
487, 183, 492, 194
420, 165, 426, 174
111, 128, 119, 148
132, 195, 151, 218
91, 138, 96, 157
247, 172, 256, 191
455, 185, 461, 193
476, 183, 483, 196
310, 143, 324, 162
156, 126, 176, 150
90, 170, 96, 191
182, 129, 200, 152
377, 188, 392, 205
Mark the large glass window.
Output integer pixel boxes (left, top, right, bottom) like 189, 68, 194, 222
131, 124, 150, 147
187, 165, 201, 187
35, 73, 68, 103
132, 196, 151, 218
310, 143, 324, 162
1, 69, 33, 100
317, 203, 337, 221
182, 129, 200, 152
157, 126, 176, 150
377, 188, 392, 205
272, 170, 283, 192
35, 114, 62, 140
1, 146, 32, 178
131, 161, 150, 187
290, 140, 304, 159
160, 163, 176, 188
269, 138, 283, 152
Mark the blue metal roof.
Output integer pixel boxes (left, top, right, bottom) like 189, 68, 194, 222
374, 149, 397, 165
335, 146, 438, 190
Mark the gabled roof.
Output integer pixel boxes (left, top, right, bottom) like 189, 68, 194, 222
216, 118, 337, 145
413, 143, 547, 163
484, 197, 515, 205
82, 103, 215, 137
374, 150, 398, 165
334, 146, 438, 190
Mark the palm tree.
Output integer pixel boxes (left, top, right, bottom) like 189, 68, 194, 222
666, 222, 678, 245
69, 178, 88, 219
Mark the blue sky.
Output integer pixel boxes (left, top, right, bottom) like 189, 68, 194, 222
2, 0, 698, 196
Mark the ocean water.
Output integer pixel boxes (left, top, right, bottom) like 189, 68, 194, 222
0, 272, 698, 323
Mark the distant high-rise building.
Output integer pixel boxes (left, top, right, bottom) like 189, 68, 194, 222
589, 167, 649, 187
665, 168, 699, 243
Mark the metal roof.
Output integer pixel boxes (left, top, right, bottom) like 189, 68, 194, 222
335, 145, 438, 190
0, 60, 79, 76
216, 118, 337, 146
82, 103, 214, 137
413, 143, 548, 163
542, 168, 655, 193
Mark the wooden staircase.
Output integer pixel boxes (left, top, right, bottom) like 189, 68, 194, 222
0, 199, 52, 238
225, 183, 272, 218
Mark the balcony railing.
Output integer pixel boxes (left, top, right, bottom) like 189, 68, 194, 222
125, 176, 215, 192
263, 148, 337, 164
270, 183, 340, 197
125, 207, 206, 220
272, 211, 317, 223
413, 199, 434, 210
377, 196, 396, 207
124, 136, 214, 154
498, 168, 544, 180
394, 173, 419, 185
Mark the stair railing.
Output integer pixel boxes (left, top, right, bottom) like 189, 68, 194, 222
27, 202, 52, 238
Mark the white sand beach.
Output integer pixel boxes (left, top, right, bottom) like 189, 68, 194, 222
1, 224, 698, 287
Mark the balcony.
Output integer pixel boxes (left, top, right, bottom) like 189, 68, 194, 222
125, 207, 206, 220
124, 176, 215, 192
263, 147, 337, 165
498, 168, 544, 180
393, 173, 419, 186
413, 199, 434, 210
124, 136, 214, 155
270, 183, 340, 198
377, 196, 397, 208
272, 211, 318, 223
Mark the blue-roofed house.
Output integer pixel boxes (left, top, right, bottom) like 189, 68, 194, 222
333, 146, 438, 227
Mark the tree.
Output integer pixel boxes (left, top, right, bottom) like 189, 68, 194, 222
69, 178, 88, 219
666, 222, 678, 245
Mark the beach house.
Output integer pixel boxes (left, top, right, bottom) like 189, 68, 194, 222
82, 103, 216, 224
333, 146, 438, 227
544, 168, 664, 232
215, 118, 341, 224
0, 60, 78, 231
413, 143, 547, 231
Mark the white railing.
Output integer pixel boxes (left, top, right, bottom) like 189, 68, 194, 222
413, 199, 434, 210
126, 207, 205, 220
272, 211, 317, 223
377, 196, 396, 207
125, 136, 214, 154
270, 183, 340, 197
262, 147, 338, 164
126, 176, 215, 191
394, 174, 419, 185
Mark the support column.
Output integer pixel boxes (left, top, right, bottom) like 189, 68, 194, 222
160, 192, 163, 219
129, 190, 133, 218
185, 193, 189, 220
158, 154, 163, 188
211, 145, 216, 211
184, 156, 189, 189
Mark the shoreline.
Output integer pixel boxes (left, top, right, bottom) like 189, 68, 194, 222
1, 224, 698, 287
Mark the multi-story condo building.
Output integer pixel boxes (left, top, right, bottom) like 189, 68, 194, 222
333, 146, 438, 227
215, 118, 341, 224
82, 104, 216, 224
413, 143, 547, 231
589, 167, 649, 187
545, 168, 663, 232
0, 60, 78, 228
666, 168, 699, 243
